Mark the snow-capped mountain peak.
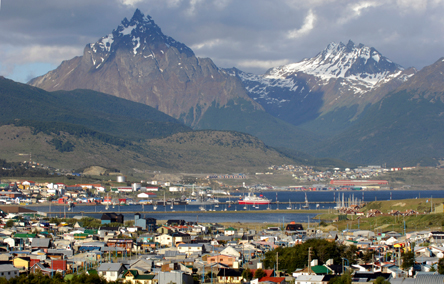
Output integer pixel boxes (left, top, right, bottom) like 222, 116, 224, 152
88, 9, 193, 68
266, 40, 403, 87
233, 40, 414, 129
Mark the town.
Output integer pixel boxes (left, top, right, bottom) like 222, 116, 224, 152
0, 172, 442, 283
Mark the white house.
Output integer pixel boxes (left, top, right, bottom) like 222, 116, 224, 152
294, 275, 325, 284
97, 263, 125, 282
145, 186, 159, 191
155, 234, 173, 247
137, 193, 152, 198
177, 244, 204, 256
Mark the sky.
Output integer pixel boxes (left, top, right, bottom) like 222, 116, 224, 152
1, 0, 444, 83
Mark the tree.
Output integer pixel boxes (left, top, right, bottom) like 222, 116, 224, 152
5, 220, 14, 228
264, 239, 354, 272
241, 268, 253, 281
401, 250, 415, 271
438, 257, 444, 274
361, 249, 375, 263
328, 270, 352, 284
254, 268, 267, 279
374, 276, 390, 284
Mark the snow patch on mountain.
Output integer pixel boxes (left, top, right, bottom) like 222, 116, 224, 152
87, 9, 194, 68
238, 41, 406, 106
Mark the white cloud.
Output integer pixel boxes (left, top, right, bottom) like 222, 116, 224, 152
352, 1, 380, 16
338, 1, 381, 24
213, 0, 232, 9
287, 9, 316, 39
284, 0, 335, 9
186, 0, 205, 16
120, 0, 145, 6
395, 0, 428, 11
0, 44, 82, 71
166, 0, 182, 8
237, 59, 290, 69
191, 39, 223, 50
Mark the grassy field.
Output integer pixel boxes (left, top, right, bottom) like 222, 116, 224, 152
378, 167, 444, 189
317, 213, 444, 233
316, 198, 444, 233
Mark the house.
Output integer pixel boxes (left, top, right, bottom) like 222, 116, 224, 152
100, 213, 124, 224
29, 262, 56, 276
156, 271, 194, 284
107, 239, 133, 253
155, 234, 173, 247
157, 226, 175, 235
177, 243, 205, 256
31, 238, 52, 252
286, 222, 304, 232
98, 227, 120, 239
97, 263, 126, 282
429, 232, 444, 244
123, 270, 155, 284
217, 268, 244, 284
129, 258, 154, 272
207, 254, 237, 267
220, 246, 242, 259
0, 264, 19, 280
252, 276, 286, 284
134, 214, 156, 232
12, 256, 30, 270
173, 232, 191, 245
224, 227, 237, 236
166, 220, 186, 226
294, 274, 325, 284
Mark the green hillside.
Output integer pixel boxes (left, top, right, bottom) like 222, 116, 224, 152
195, 98, 321, 150
0, 77, 299, 173
312, 90, 444, 166
0, 77, 190, 140
0, 124, 295, 173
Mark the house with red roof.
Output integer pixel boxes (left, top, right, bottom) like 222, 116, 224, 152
252, 276, 286, 284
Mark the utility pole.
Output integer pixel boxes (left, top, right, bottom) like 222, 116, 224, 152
431, 196, 433, 213
308, 247, 312, 274
276, 252, 279, 273
398, 248, 401, 267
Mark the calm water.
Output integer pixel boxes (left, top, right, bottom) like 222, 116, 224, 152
28, 190, 444, 223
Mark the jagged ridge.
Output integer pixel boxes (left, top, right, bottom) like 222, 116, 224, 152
233, 40, 416, 135
89, 8, 194, 69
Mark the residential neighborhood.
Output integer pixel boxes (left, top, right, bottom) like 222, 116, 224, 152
0, 203, 440, 283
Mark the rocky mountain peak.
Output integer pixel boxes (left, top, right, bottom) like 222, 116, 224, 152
276, 40, 404, 83
88, 9, 193, 67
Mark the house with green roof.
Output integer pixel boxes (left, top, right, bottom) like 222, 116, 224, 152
13, 233, 35, 239
224, 227, 237, 236
311, 265, 331, 275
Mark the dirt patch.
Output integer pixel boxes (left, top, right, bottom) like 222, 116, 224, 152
83, 166, 107, 176
153, 173, 183, 182
375, 224, 391, 230
320, 225, 338, 231
393, 202, 406, 207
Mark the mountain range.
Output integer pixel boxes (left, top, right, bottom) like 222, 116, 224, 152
0, 76, 305, 173
26, 9, 444, 167
28, 9, 315, 151
230, 40, 416, 136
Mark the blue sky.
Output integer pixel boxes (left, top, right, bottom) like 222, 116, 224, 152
1, 0, 444, 83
